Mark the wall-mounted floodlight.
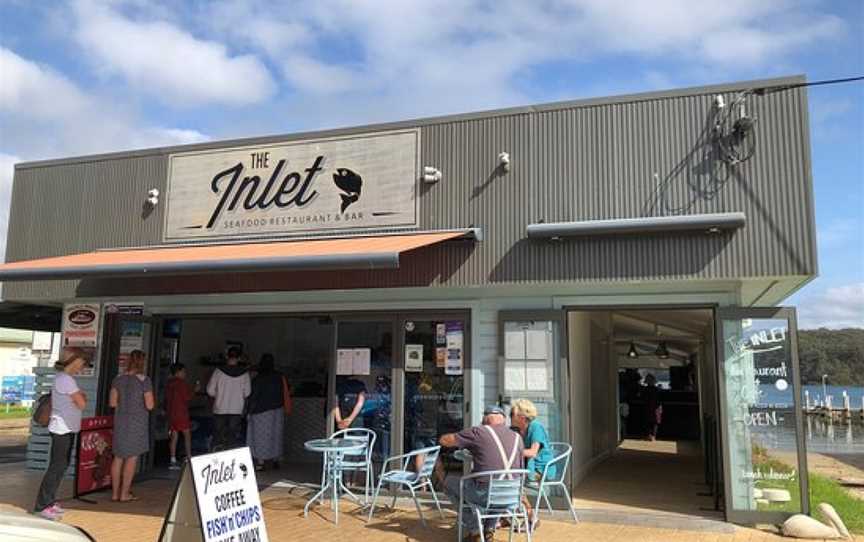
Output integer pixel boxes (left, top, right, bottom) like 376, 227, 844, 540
498, 152, 511, 172
422, 166, 442, 184
146, 188, 160, 207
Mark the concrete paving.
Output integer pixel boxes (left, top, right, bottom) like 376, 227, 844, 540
0, 462, 859, 541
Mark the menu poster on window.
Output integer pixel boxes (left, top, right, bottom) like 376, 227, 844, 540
525, 329, 548, 360
526, 362, 549, 391
444, 322, 464, 375
405, 344, 424, 372
337, 349, 354, 375
436, 323, 447, 346
353, 348, 371, 375
505, 330, 526, 360
504, 362, 527, 391
435, 348, 447, 368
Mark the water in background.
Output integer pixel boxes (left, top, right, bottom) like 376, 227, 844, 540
752, 384, 864, 455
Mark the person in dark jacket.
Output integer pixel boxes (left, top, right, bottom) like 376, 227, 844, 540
643, 373, 662, 441
246, 354, 286, 470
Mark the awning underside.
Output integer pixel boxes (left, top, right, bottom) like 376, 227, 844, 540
0, 230, 478, 281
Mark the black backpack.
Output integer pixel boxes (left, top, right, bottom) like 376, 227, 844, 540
32, 392, 52, 427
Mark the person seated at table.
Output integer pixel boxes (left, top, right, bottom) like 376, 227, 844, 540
510, 398, 554, 529
438, 405, 524, 542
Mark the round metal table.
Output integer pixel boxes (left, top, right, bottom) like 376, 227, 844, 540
303, 438, 368, 525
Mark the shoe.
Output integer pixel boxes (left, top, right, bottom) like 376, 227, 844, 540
38, 505, 62, 521
52, 502, 65, 514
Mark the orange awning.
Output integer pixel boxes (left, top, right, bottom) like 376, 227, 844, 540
0, 230, 479, 281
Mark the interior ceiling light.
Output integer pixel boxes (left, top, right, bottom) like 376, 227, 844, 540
627, 342, 639, 358
655, 341, 670, 359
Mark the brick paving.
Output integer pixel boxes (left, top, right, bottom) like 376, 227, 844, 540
1, 463, 860, 541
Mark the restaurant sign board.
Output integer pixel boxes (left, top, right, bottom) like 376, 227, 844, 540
163, 130, 419, 242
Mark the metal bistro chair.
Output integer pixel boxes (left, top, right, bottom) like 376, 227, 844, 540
366, 445, 444, 526
458, 469, 532, 542
331, 428, 377, 504
526, 442, 578, 525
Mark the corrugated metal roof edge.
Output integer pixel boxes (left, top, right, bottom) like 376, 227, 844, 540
15, 74, 806, 170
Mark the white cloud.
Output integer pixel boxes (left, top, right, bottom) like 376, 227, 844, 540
0, 48, 89, 118
0, 47, 211, 263
797, 283, 864, 329
72, 1, 276, 106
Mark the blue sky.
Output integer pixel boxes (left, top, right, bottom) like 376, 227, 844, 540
0, 0, 861, 328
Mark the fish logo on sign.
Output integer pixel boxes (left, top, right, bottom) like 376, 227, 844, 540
332, 168, 363, 213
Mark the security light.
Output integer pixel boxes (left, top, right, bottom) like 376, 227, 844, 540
627, 342, 639, 358
422, 166, 442, 184
498, 151, 511, 172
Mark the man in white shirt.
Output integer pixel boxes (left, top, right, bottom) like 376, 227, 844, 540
207, 347, 251, 450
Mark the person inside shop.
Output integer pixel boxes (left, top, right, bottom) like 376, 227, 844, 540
110, 350, 155, 502
207, 346, 251, 450
33, 347, 90, 520
246, 354, 290, 471
438, 405, 524, 542
165, 363, 198, 469
510, 398, 554, 530
332, 376, 366, 430
642, 373, 662, 441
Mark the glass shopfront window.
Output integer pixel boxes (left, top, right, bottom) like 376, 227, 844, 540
718, 308, 808, 523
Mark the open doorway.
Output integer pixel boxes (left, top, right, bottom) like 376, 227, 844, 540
148, 315, 335, 484
567, 307, 722, 518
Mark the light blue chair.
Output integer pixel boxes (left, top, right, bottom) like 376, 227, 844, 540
526, 442, 578, 526
331, 428, 377, 504
457, 469, 532, 542
366, 445, 443, 526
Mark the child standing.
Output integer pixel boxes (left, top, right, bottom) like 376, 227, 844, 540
166, 363, 197, 469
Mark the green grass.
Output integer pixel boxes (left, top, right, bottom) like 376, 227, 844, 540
752, 449, 864, 533
808, 470, 864, 534
0, 405, 31, 419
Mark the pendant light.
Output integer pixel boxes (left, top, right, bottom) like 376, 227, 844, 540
627, 342, 639, 358
655, 341, 670, 359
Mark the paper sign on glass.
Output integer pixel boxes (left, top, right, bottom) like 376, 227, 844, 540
435, 348, 447, 368
526, 362, 548, 391
405, 344, 424, 372
353, 348, 371, 375
505, 362, 527, 391
505, 331, 526, 360
525, 330, 548, 360
445, 348, 463, 376
337, 349, 354, 375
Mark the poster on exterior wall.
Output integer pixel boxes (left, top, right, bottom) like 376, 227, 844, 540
405, 344, 424, 372
75, 416, 114, 498
62, 304, 100, 347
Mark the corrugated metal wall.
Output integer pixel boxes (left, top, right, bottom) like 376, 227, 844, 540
4, 77, 817, 301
